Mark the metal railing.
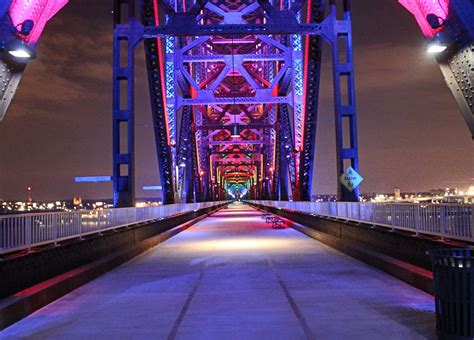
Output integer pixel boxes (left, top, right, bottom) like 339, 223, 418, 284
0, 201, 227, 255
248, 200, 474, 243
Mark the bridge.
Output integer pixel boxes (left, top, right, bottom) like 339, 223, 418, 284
0, 0, 473, 338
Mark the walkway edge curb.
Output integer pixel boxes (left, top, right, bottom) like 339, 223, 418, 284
0, 206, 223, 331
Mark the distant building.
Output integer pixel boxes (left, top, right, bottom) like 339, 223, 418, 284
394, 187, 401, 200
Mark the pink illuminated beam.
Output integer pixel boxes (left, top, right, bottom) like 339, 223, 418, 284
8, 0, 68, 45
398, 0, 449, 38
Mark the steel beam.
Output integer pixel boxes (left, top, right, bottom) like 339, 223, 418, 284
329, 0, 360, 202
299, 0, 325, 201
142, 0, 176, 204
112, 0, 140, 207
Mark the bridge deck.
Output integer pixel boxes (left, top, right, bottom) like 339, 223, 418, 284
1, 203, 435, 339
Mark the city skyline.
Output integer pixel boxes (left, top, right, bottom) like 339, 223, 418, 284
0, 0, 472, 201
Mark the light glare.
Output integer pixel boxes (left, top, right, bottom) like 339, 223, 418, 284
8, 49, 31, 58
427, 44, 447, 54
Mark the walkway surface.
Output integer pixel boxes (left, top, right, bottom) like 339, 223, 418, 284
1, 203, 435, 339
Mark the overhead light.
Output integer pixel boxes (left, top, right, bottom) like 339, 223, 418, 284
427, 43, 447, 54
4, 39, 37, 63
230, 123, 240, 138
426, 32, 451, 54
9, 49, 32, 58
179, 162, 186, 167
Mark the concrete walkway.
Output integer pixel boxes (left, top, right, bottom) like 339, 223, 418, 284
1, 203, 435, 339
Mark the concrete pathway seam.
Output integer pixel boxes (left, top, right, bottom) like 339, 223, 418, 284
265, 255, 316, 340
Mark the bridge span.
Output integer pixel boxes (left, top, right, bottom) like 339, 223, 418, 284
1, 203, 436, 338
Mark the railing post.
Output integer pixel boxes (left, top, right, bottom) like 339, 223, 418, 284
371, 204, 375, 226
78, 211, 84, 240
440, 205, 447, 241
26, 216, 32, 253
413, 205, 420, 236
470, 204, 474, 241
53, 214, 59, 246
390, 204, 395, 231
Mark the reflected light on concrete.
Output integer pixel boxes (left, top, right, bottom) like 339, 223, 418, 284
213, 217, 264, 224
185, 237, 298, 252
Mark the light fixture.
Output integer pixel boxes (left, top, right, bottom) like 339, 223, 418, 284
427, 43, 447, 54
426, 32, 450, 54
230, 123, 240, 138
179, 162, 186, 168
4, 39, 37, 63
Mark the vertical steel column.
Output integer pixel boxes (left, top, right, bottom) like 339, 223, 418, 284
272, 120, 281, 200
299, 0, 325, 201
329, 0, 360, 202
274, 105, 290, 201
191, 120, 203, 202
113, 0, 139, 207
142, 0, 176, 204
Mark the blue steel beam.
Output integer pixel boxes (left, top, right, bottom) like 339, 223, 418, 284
112, 0, 141, 207
329, 0, 360, 202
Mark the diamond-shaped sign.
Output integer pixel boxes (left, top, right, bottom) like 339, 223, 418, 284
339, 166, 363, 192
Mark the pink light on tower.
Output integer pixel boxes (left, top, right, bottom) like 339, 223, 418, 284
398, 0, 449, 38
8, 0, 68, 45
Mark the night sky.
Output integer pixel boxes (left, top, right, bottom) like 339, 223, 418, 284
0, 0, 472, 201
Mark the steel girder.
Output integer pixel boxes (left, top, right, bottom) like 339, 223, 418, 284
170, 1, 294, 200
329, 0, 360, 202
298, 0, 324, 201
0, 12, 25, 122
114, 0, 362, 204
278, 103, 297, 199
113, 0, 140, 207
435, 1, 474, 138
142, 0, 176, 205
176, 105, 201, 202
399, 0, 474, 137
0, 0, 68, 121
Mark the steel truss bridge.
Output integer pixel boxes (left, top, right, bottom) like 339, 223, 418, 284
0, 0, 473, 207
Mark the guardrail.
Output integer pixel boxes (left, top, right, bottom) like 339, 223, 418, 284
248, 200, 474, 243
0, 201, 228, 255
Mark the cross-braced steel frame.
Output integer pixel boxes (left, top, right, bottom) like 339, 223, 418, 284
112, 0, 361, 206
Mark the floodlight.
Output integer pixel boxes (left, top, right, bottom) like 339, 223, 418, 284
5, 39, 37, 63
